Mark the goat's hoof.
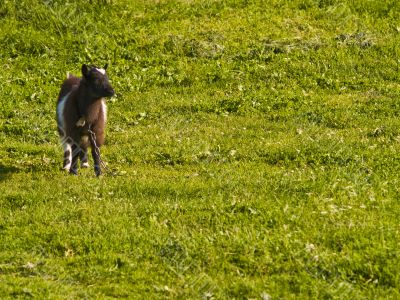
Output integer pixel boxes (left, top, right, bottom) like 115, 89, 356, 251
94, 165, 102, 177
62, 166, 70, 172
69, 169, 78, 175
81, 162, 89, 168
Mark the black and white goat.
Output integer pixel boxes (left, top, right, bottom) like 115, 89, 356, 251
56, 64, 115, 176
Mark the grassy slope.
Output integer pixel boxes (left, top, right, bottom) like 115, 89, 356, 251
0, 0, 400, 298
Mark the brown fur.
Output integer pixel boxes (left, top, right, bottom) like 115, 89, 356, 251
57, 75, 106, 148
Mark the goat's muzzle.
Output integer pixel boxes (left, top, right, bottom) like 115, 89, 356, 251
105, 88, 115, 97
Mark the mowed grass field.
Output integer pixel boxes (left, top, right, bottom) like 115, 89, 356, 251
1, 0, 400, 298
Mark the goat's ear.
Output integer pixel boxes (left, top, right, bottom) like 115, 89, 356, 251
82, 64, 90, 78
103, 63, 109, 71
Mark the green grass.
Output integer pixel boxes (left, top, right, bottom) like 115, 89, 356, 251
1, 0, 400, 298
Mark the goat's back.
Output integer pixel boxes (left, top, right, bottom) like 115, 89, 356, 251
58, 75, 80, 102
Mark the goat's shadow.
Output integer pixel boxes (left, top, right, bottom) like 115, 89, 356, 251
0, 164, 20, 182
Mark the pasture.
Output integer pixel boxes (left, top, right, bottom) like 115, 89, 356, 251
0, 0, 400, 298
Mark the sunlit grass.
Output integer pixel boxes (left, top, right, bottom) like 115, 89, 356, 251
1, 0, 400, 298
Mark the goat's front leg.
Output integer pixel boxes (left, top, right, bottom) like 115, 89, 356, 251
91, 147, 102, 176
69, 144, 80, 175
80, 147, 89, 168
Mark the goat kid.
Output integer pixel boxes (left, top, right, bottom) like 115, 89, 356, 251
56, 64, 115, 176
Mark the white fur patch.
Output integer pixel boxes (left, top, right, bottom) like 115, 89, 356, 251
102, 100, 107, 123
57, 92, 71, 132
96, 68, 106, 75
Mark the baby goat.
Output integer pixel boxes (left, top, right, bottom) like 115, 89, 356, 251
56, 64, 115, 176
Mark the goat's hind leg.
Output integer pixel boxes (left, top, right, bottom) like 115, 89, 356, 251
69, 144, 81, 175
62, 143, 72, 171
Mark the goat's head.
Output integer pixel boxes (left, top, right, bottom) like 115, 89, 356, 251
82, 64, 115, 98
